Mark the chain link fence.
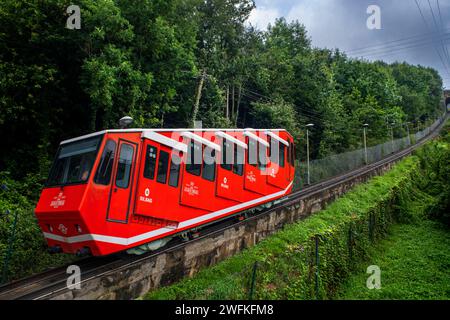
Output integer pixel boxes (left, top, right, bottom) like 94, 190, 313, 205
294, 117, 444, 191
201, 210, 390, 300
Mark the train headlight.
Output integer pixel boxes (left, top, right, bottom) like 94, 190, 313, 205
75, 224, 83, 233
47, 224, 53, 232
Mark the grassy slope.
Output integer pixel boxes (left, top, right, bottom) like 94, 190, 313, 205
143, 157, 421, 300
337, 220, 450, 300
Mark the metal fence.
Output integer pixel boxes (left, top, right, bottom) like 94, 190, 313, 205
294, 117, 444, 191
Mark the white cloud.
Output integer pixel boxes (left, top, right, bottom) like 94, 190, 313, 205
247, 6, 281, 30
286, 0, 363, 50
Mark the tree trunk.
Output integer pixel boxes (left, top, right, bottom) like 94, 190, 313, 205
192, 69, 206, 128
226, 85, 230, 120
235, 84, 242, 127
231, 85, 235, 123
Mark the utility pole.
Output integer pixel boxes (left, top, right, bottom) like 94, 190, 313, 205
192, 69, 207, 128
363, 124, 369, 165
306, 123, 314, 185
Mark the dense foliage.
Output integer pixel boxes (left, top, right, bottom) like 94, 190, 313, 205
415, 121, 450, 225
0, 173, 75, 282
0, 0, 444, 180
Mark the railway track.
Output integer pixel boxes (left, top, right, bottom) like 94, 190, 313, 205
0, 116, 446, 300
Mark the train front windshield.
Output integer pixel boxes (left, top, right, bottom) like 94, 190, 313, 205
47, 135, 103, 187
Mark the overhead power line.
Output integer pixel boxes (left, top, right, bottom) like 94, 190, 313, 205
242, 87, 324, 119
351, 34, 450, 60
346, 28, 450, 56
240, 88, 326, 124
414, 0, 450, 78
436, 0, 450, 67
427, 0, 450, 71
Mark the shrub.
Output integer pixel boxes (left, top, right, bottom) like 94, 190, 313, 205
0, 172, 76, 282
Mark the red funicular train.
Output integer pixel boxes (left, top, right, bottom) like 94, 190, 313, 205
35, 128, 295, 256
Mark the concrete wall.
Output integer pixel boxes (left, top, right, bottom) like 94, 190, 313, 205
51, 161, 397, 300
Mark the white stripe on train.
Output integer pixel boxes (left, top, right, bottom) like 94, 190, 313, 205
44, 182, 293, 246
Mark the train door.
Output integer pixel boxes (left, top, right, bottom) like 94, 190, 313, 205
216, 137, 245, 203
180, 139, 217, 212
244, 135, 268, 195
134, 139, 183, 221
267, 134, 289, 189
107, 139, 137, 223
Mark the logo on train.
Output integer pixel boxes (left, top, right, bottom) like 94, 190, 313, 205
140, 188, 153, 204
246, 171, 256, 183
221, 177, 229, 190
50, 192, 66, 208
184, 182, 199, 196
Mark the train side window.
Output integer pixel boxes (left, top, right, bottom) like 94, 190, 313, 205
143, 145, 158, 180
116, 143, 134, 189
279, 144, 285, 168
186, 141, 201, 176
221, 139, 233, 171
94, 140, 116, 185
156, 150, 169, 184
202, 149, 216, 182
270, 140, 279, 165
258, 143, 267, 170
233, 145, 244, 176
247, 138, 257, 166
168, 155, 181, 188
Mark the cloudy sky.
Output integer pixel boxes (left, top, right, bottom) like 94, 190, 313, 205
248, 0, 450, 89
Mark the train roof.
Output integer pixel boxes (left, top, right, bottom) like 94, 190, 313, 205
61, 128, 289, 145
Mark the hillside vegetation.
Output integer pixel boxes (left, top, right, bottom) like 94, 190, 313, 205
144, 123, 450, 300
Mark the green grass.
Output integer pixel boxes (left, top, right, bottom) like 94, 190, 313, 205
143, 157, 423, 300
337, 220, 450, 300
